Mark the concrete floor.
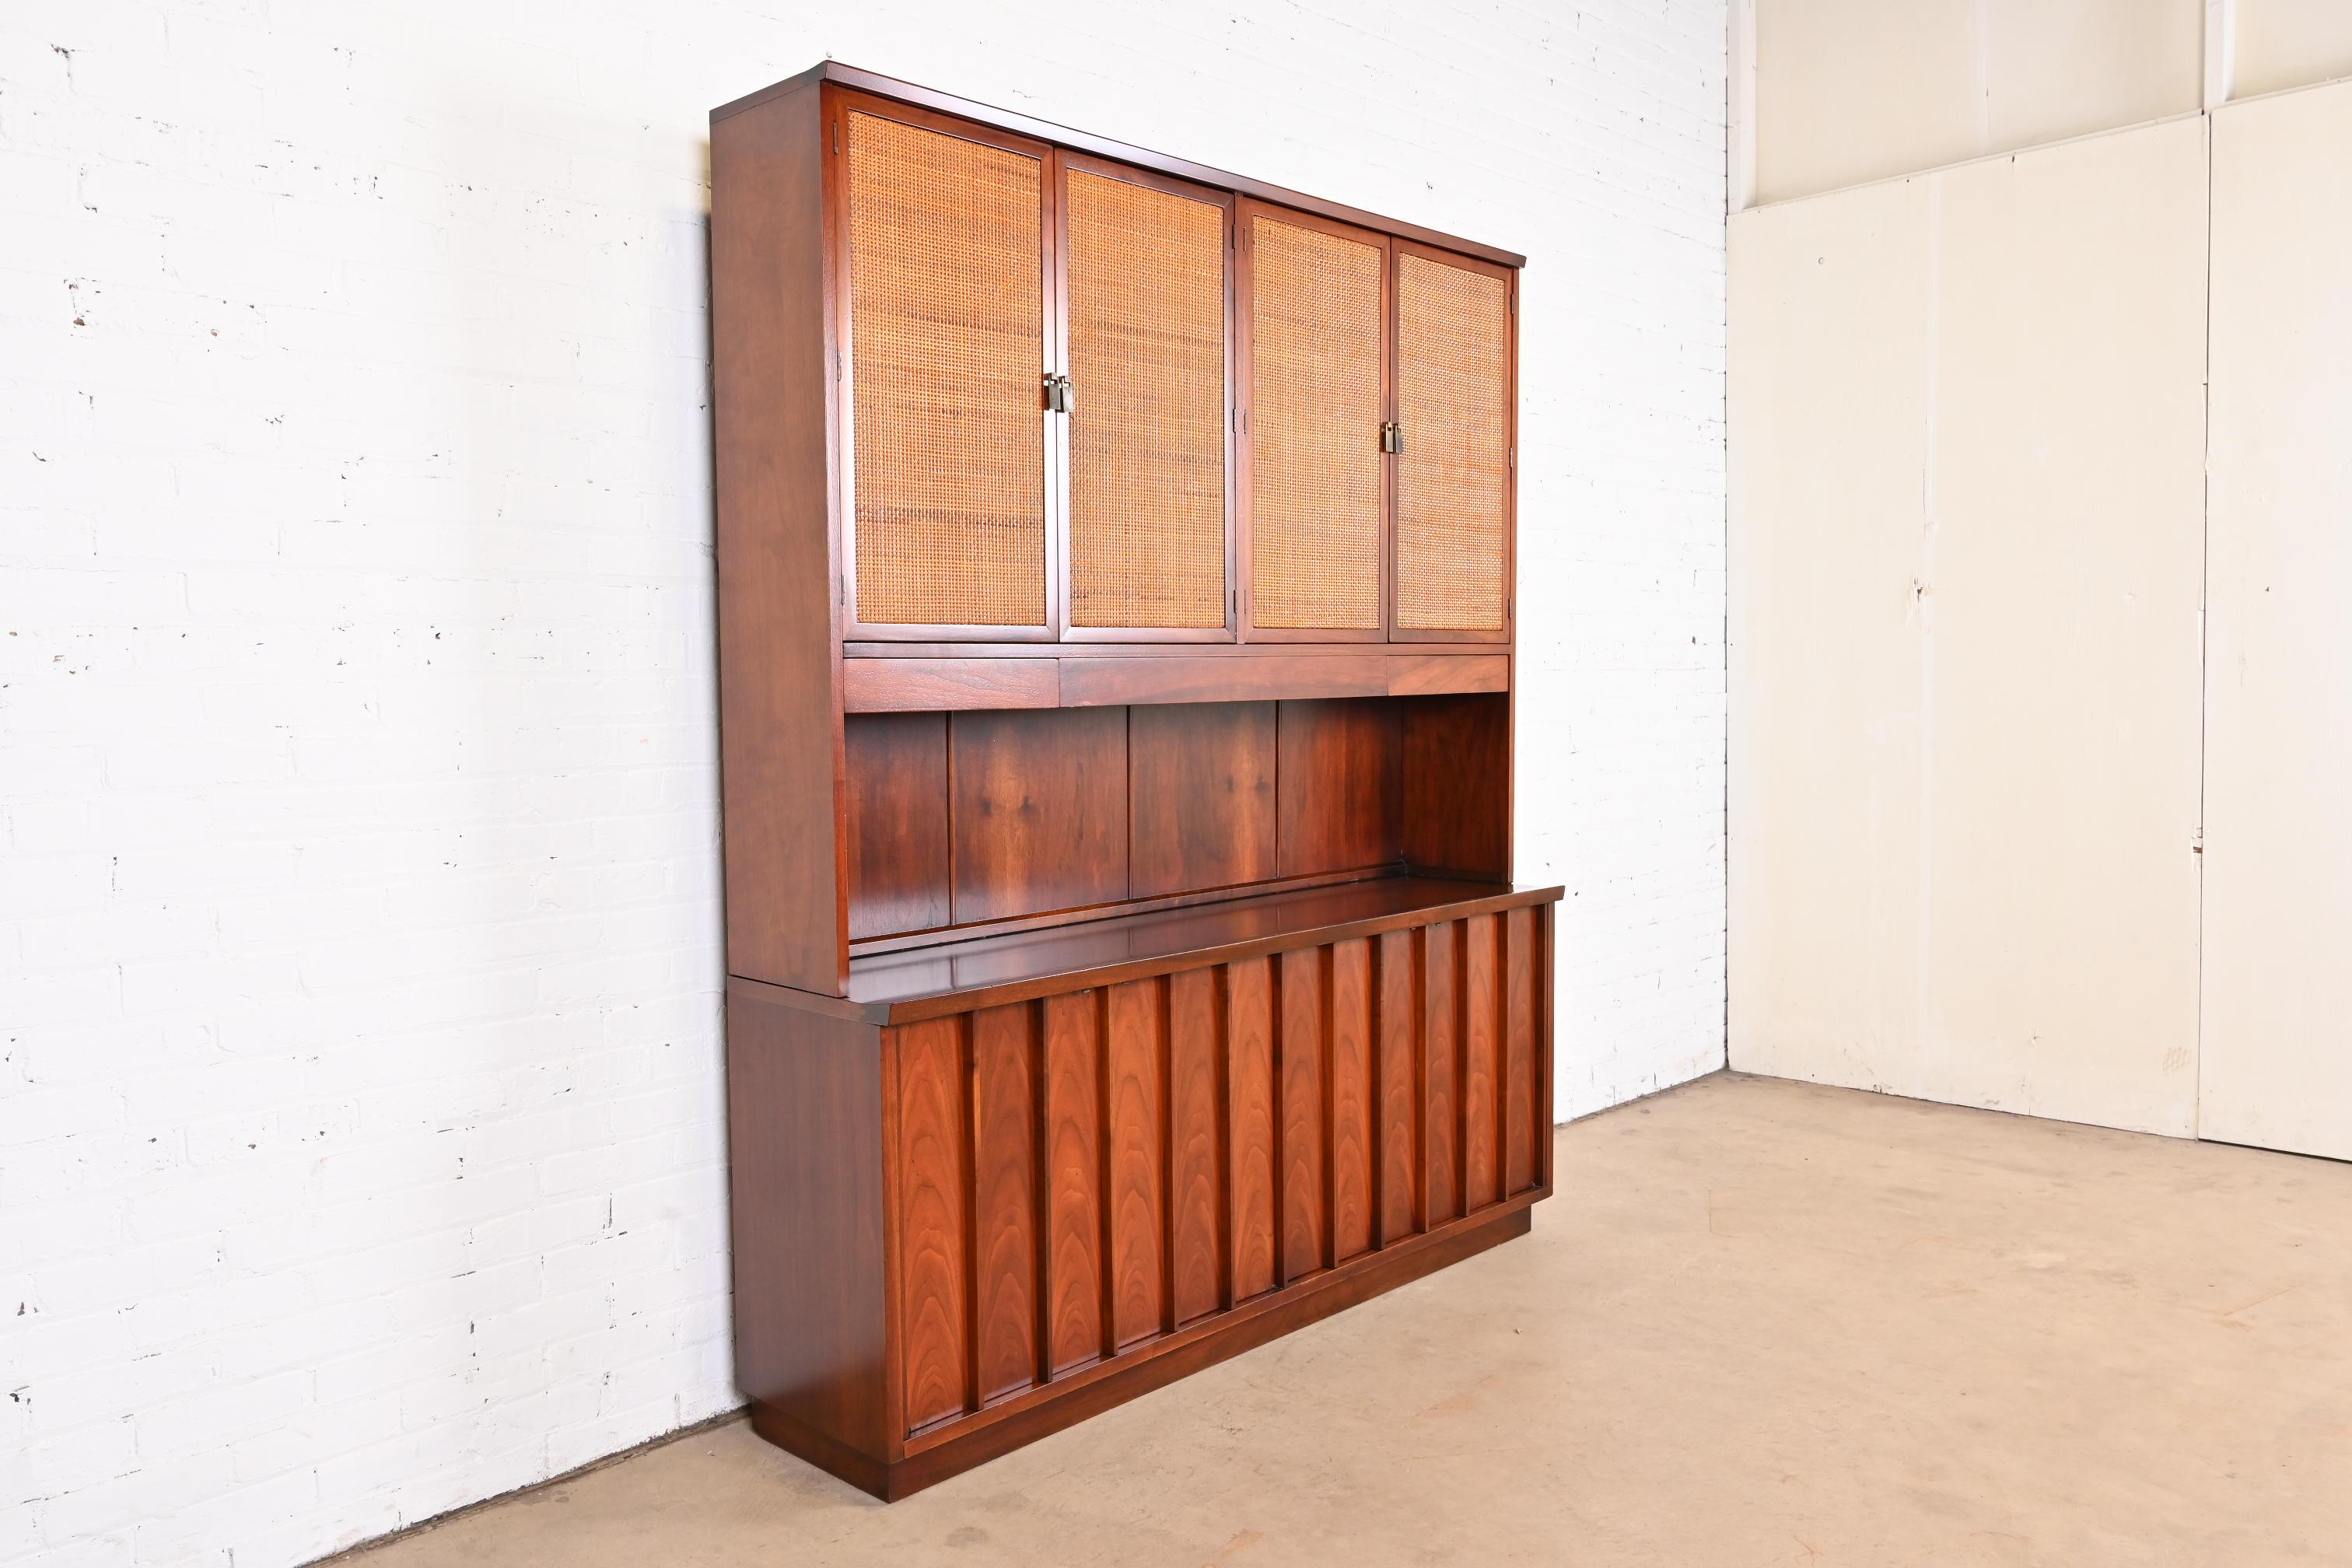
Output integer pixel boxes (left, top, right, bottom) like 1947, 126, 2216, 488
345, 1072, 2352, 1567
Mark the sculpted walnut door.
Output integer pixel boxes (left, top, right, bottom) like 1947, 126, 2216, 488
836, 96, 1057, 639
1390, 242, 1515, 642
1237, 202, 1391, 641
1055, 155, 1236, 639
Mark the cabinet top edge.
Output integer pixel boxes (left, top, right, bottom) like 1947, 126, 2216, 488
710, 61, 1528, 270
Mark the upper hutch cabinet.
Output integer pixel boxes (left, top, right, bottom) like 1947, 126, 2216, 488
838, 97, 1055, 638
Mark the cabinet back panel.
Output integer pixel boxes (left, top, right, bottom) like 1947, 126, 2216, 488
845, 712, 951, 940
950, 706, 1130, 924
1129, 702, 1278, 899
845, 699, 1499, 943
1276, 698, 1404, 878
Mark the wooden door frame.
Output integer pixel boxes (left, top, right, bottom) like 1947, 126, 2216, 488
828, 84, 1063, 643
1385, 239, 1517, 647
1233, 198, 1395, 646
1050, 150, 1239, 644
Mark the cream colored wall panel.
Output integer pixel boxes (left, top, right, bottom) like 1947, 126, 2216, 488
1752, 0, 2203, 205
1728, 180, 1935, 1092
1730, 117, 2207, 1136
2235, 0, 2352, 97
1983, 0, 2203, 150
1752, 0, 1983, 204
1913, 117, 2207, 1135
2200, 81, 2352, 1160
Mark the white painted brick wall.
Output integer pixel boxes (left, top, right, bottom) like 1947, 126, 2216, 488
0, 2, 1726, 1562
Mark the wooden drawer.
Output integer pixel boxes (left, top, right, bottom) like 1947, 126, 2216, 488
843, 658, 1060, 712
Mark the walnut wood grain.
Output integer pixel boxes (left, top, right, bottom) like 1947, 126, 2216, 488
845, 712, 950, 940
1276, 698, 1403, 879
1387, 653, 1510, 697
1275, 947, 1325, 1282
950, 707, 1129, 925
1062, 655, 1385, 707
1461, 912, 1501, 1212
851, 874, 1559, 1019
1129, 702, 1277, 900
891, 1016, 970, 1431
1422, 921, 1461, 1226
1225, 955, 1278, 1302
712, 82, 846, 994
1374, 929, 1420, 1242
1503, 906, 1538, 1195
1041, 991, 1105, 1375
1402, 693, 1509, 880
1103, 978, 1166, 1348
845, 658, 1061, 712
1327, 936, 1374, 1265
968, 1002, 1040, 1403
723, 981, 889, 1458
1166, 968, 1223, 1325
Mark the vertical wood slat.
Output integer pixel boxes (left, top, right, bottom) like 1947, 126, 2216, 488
1041, 992, 1103, 1374
1227, 956, 1278, 1300
1423, 921, 1461, 1225
894, 1016, 969, 1431
1503, 906, 1538, 1195
1375, 929, 1419, 1241
1167, 968, 1223, 1325
1104, 978, 1165, 1348
968, 1003, 1038, 1404
1462, 912, 1502, 1211
889, 903, 1552, 1440
1276, 947, 1325, 1282
1328, 938, 1374, 1265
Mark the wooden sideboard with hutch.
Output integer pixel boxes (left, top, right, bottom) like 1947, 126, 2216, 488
710, 61, 1562, 1500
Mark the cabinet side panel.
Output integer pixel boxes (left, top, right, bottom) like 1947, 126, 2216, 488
1041, 992, 1106, 1373
893, 1016, 971, 1431
1401, 693, 1510, 880
726, 981, 887, 1458
712, 86, 846, 992
1226, 957, 1279, 1300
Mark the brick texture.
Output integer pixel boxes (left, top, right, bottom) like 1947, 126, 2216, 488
0, 3, 1727, 1563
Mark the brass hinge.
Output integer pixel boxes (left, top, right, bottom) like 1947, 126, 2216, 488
832, 122, 839, 155
1043, 372, 1072, 413
1380, 421, 1403, 454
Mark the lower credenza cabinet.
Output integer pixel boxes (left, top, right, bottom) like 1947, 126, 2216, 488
726, 898, 1556, 1500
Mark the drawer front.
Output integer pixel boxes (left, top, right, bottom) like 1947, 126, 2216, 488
882, 902, 1551, 1443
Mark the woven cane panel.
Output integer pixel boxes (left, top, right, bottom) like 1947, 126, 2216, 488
1066, 171, 1228, 628
1248, 216, 1384, 631
1395, 254, 1510, 632
848, 112, 1046, 627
